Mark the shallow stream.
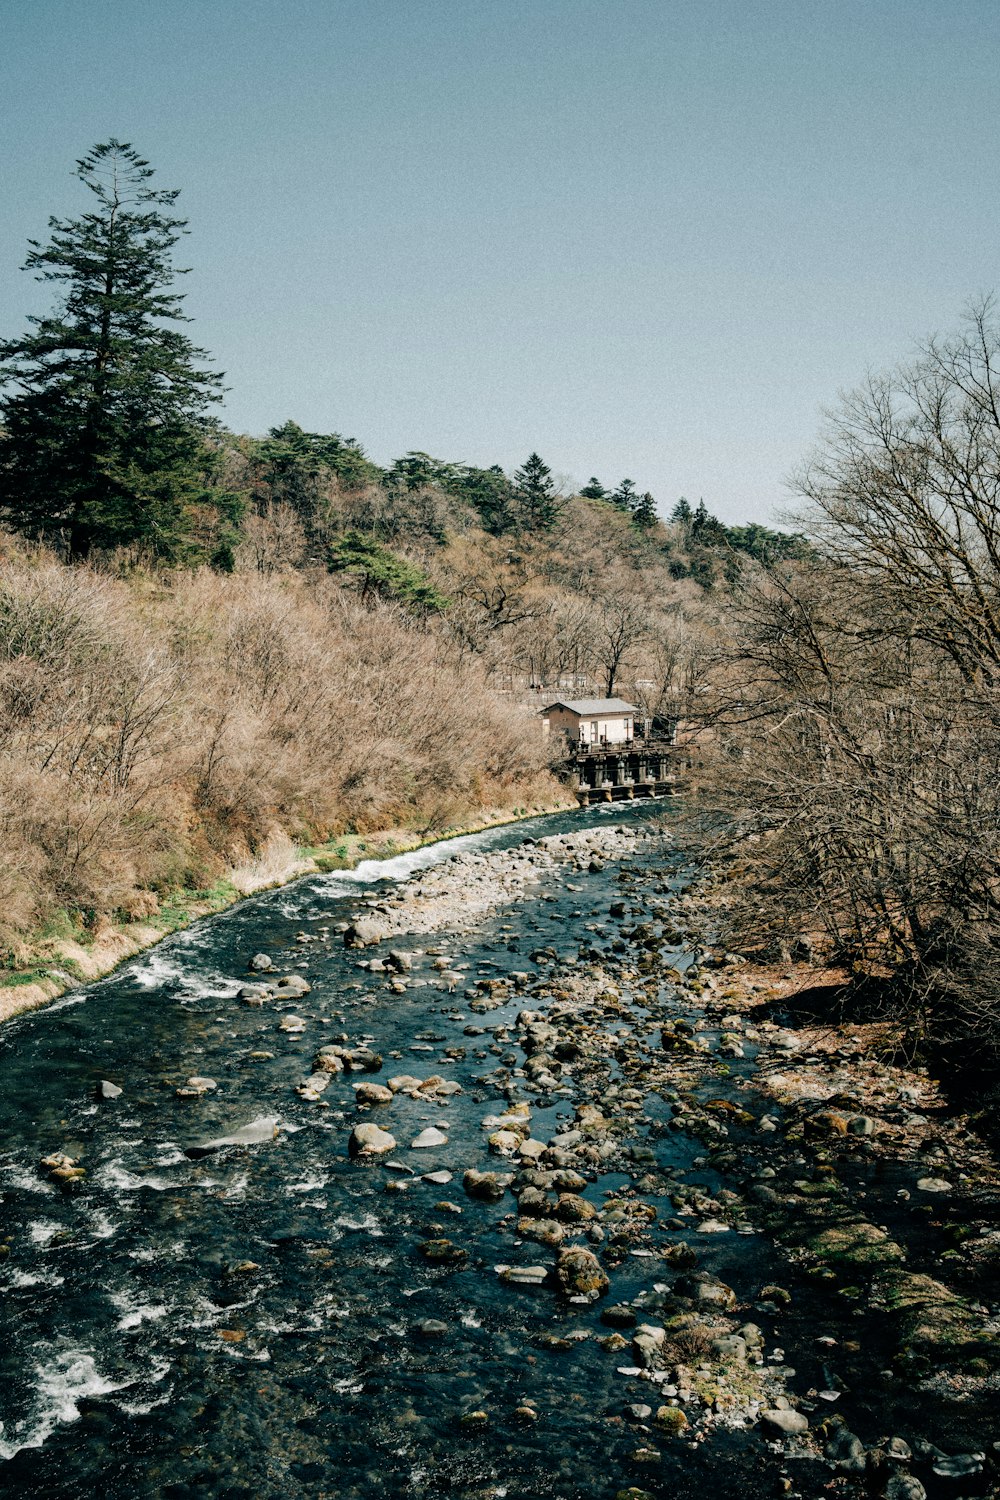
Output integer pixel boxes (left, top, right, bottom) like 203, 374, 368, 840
0, 802, 989, 1499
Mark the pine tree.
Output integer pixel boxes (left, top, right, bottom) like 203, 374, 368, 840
513, 451, 561, 530
0, 140, 235, 560
632, 491, 658, 528
611, 477, 639, 513
452, 464, 519, 535
691, 498, 726, 543
580, 476, 606, 499
671, 497, 693, 524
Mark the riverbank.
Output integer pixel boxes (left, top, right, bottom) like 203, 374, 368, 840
0, 789, 578, 1026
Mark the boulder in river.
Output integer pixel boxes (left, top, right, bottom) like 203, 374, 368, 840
488, 1129, 523, 1156
273, 975, 312, 997
418, 1238, 468, 1265
40, 1151, 86, 1186
97, 1080, 122, 1100
238, 984, 272, 1006
314, 1047, 345, 1074
497, 1263, 548, 1286
249, 953, 273, 972
278, 1015, 307, 1033
354, 1082, 393, 1106
344, 919, 387, 949
349, 1123, 396, 1157
463, 1168, 512, 1202
555, 1246, 609, 1298
175, 1075, 218, 1098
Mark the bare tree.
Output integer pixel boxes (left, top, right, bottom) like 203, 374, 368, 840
700, 304, 1000, 1075
592, 578, 651, 696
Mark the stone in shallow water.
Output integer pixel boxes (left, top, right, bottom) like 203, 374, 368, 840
176, 1076, 217, 1098
555, 1247, 609, 1299
556, 1192, 597, 1223
344, 919, 387, 948
314, 1048, 345, 1074
239, 985, 272, 1007
463, 1169, 511, 1202
414, 1318, 448, 1336
274, 974, 311, 997
354, 1082, 393, 1105
387, 1074, 423, 1092
249, 953, 273, 972
488, 1129, 522, 1156
518, 1138, 547, 1160
654, 1407, 687, 1434
411, 1127, 448, 1149
97, 1080, 122, 1100
349, 1123, 396, 1157
419, 1238, 467, 1265
296, 1073, 330, 1099
916, 1177, 953, 1193
497, 1263, 548, 1285
601, 1304, 637, 1329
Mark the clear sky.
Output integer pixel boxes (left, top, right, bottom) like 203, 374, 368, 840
2, 0, 999, 524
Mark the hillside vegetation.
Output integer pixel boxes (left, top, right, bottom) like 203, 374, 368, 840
15, 137, 1000, 1108
0, 462, 766, 970
0, 536, 551, 969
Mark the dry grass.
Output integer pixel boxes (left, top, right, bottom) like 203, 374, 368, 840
0, 536, 555, 961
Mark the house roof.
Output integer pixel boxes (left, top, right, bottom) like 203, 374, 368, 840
540, 698, 638, 716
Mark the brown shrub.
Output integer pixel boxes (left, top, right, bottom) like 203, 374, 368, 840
0, 540, 554, 954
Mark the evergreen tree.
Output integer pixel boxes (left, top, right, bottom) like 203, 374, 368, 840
579, 476, 606, 499
386, 450, 462, 492
611, 477, 639, 513
671, 497, 693, 524
632, 491, 658, 528
450, 464, 519, 535
327, 530, 449, 613
690, 498, 726, 543
513, 451, 561, 530
0, 140, 235, 560
260, 421, 380, 507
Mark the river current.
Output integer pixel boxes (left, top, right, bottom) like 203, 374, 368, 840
0, 802, 920, 1499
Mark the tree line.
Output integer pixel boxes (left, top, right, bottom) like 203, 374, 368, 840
0, 141, 797, 587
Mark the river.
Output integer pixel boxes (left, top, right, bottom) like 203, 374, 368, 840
0, 801, 995, 1499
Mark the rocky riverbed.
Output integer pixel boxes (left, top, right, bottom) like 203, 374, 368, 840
0, 804, 997, 1498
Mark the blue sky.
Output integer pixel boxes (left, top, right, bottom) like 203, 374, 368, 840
2, 0, 999, 523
